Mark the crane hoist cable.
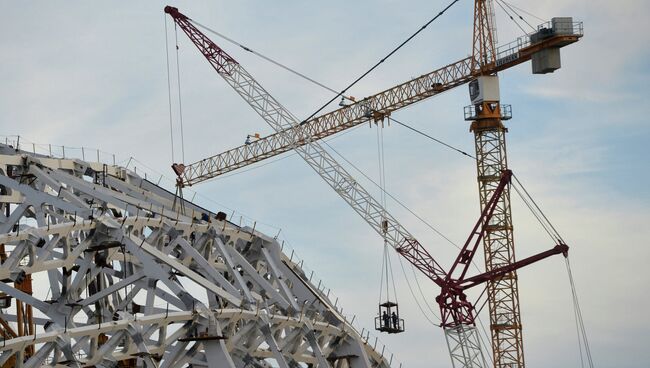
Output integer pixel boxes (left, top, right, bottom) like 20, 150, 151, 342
193, 16, 477, 164
300, 0, 463, 123
376, 118, 387, 210
497, 0, 536, 31
174, 22, 187, 164
378, 238, 399, 308
501, 0, 546, 23
566, 257, 594, 368
494, 0, 530, 34
509, 174, 594, 368
375, 118, 404, 334
164, 15, 175, 163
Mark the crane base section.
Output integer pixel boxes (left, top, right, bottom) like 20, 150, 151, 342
444, 325, 488, 368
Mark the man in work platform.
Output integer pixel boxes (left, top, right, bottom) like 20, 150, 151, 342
391, 312, 398, 330
382, 311, 390, 328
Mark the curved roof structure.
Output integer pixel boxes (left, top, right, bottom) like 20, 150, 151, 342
0, 143, 393, 368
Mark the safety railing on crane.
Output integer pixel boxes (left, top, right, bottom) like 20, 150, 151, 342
463, 104, 512, 121
495, 19, 584, 67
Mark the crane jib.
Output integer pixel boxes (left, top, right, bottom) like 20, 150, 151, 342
173, 24, 580, 186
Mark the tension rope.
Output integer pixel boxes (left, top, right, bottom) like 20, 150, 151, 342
511, 174, 594, 367
376, 119, 399, 308
164, 15, 175, 163
173, 22, 186, 164
191, 0, 463, 122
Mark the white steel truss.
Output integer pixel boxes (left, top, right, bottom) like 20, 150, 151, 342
0, 144, 392, 368
444, 325, 487, 368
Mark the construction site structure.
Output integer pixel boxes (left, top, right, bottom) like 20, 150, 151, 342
0, 2, 585, 367
165, 3, 582, 368
0, 143, 395, 368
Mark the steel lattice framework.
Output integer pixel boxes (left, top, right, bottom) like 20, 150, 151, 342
0, 144, 393, 368
173, 19, 583, 186
469, 105, 522, 367
174, 21, 582, 188
177, 56, 475, 186
166, 7, 578, 368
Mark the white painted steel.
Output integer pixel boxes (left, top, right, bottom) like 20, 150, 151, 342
0, 145, 391, 368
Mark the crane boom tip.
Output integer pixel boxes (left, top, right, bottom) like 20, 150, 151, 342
164, 6, 179, 15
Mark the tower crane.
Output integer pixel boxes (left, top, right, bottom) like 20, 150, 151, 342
167, 3, 583, 367
165, 4, 580, 368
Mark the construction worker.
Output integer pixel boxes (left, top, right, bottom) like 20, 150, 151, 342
391, 311, 398, 330
245, 135, 252, 145
382, 311, 390, 328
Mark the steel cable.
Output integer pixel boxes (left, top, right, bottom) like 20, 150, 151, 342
501, 1, 546, 23
300, 0, 463, 123
164, 16, 176, 163
396, 256, 440, 325
499, 0, 536, 31
174, 23, 186, 163
191, 20, 354, 102
494, 0, 529, 34
566, 257, 595, 368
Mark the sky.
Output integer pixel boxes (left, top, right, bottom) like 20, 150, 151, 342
1, 1, 649, 367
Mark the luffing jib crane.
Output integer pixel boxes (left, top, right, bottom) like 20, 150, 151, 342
165, 4, 580, 368
168, 3, 582, 367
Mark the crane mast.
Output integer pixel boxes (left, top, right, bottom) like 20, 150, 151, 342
470, 0, 524, 366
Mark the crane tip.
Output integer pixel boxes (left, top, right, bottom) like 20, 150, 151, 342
164, 6, 178, 15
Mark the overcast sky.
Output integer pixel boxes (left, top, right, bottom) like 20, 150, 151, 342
1, 1, 648, 367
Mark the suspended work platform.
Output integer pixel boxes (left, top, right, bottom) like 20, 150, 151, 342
375, 301, 405, 334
